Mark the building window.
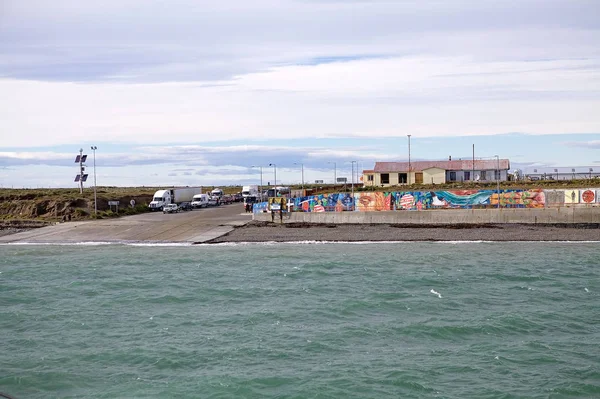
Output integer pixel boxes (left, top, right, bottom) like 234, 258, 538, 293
398, 173, 407, 184
381, 173, 390, 184
367, 175, 374, 181
449, 171, 456, 181
480, 171, 487, 180
464, 171, 470, 181
494, 170, 500, 180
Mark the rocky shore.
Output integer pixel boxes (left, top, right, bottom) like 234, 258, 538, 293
207, 221, 600, 243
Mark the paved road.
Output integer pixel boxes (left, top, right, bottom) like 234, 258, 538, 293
0, 204, 253, 244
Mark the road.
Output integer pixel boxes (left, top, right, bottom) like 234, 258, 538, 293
0, 203, 252, 244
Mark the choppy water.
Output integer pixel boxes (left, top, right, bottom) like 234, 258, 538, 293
1, 242, 599, 399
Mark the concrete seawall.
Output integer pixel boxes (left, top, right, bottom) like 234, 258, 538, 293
254, 207, 600, 224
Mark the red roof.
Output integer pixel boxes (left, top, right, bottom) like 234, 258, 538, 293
373, 159, 510, 172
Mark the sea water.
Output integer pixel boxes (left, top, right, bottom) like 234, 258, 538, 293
0, 242, 599, 399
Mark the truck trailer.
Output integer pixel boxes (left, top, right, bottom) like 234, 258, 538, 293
149, 187, 203, 211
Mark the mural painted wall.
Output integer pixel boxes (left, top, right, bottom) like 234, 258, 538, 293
564, 190, 580, 204
292, 189, 547, 212
291, 193, 354, 212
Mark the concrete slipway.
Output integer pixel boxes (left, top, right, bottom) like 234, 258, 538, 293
0, 204, 253, 245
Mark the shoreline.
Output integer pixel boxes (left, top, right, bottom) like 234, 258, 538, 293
2, 220, 600, 244
206, 221, 600, 243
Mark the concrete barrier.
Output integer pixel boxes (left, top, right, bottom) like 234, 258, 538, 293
254, 207, 600, 224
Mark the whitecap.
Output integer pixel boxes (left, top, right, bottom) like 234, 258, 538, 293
430, 289, 442, 298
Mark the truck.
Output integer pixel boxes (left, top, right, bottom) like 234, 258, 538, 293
191, 193, 210, 209
242, 185, 259, 199
148, 187, 203, 211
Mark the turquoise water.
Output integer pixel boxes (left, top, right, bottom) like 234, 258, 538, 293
1, 242, 599, 399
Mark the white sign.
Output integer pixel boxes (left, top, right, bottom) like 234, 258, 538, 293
108, 201, 120, 206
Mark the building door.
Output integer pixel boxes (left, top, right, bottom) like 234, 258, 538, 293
415, 172, 423, 184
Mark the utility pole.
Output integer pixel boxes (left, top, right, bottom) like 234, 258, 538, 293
91, 146, 98, 215
407, 134, 411, 184
328, 161, 336, 186
495, 155, 500, 209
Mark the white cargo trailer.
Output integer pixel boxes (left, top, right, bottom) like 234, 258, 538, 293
148, 187, 203, 211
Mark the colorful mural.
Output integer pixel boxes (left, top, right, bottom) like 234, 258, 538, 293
292, 193, 354, 212
356, 192, 393, 211
564, 190, 580, 204
580, 189, 596, 204
292, 189, 547, 212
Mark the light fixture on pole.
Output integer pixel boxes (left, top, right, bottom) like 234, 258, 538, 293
495, 155, 500, 209
268, 163, 277, 194
407, 134, 412, 184
251, 165, 263, 200
74, 148, 88, 194
554, 168, 559, 181
294, 162, 304, 191
328, 161, 336, 185
91, 146, 98, 215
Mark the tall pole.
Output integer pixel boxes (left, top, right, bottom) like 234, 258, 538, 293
472, 144, 475, 182
78, 148, 84, 194
91, 146, 98, 214
294, 163, 304, 192
328, 161, 336, 185
495, 155, 500, 209
351, 160, 356, 209
407, 134, 411, 184
269, 163, 276, 194
252, 165, 263, 200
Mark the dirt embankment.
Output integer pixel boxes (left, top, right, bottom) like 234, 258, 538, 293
0, 189, 155, 225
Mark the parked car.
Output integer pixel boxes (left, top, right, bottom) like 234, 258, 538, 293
163, 204, 179, 214
179, 202, 192, 211
220, 194, 234, 205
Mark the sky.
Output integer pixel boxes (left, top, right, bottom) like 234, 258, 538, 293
1, 0, 599, 188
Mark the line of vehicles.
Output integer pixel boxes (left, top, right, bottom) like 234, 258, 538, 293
148, 187, 242, 213
148, 185, 292, 214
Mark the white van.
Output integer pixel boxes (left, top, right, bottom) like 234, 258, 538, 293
191, 193, 209, 209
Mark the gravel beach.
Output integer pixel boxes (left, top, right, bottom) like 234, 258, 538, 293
207, 221, 600, 243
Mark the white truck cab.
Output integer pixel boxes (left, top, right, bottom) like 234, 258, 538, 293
149, 190, 171, 211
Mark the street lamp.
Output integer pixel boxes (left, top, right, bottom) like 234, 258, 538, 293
328, 161, 336, 185
351, 160, 357, 209
251, 165, 263, 200
91, 146, 98, 215
407, 134, 412, 184
495, 155, 500, 209
268, 163, 277, 194
294, 162, 304, 191
590, 168, 594, 179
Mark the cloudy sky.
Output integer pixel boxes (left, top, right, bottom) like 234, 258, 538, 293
1, 0, 599, 188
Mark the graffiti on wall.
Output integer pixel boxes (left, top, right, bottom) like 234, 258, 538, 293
293, 189, 546, 212
564, 190, 579, 204
292, 193, 354, 212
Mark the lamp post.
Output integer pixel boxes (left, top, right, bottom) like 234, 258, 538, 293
495, 155, 500, 209
590, 168, 594, 179
407, 134, 411, 184
251, 165, 263, 200
351, 160, 357, 209
328, 161, 336, 185
294, 162, 304, 191
268, 163, 277, 195
91, 146, 98, 215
